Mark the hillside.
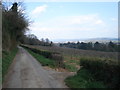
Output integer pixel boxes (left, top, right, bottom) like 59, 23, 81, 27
53, 38, 119, 43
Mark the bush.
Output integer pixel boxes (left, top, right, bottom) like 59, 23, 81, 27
80, 57, 120, 88
50, 53, 64, 67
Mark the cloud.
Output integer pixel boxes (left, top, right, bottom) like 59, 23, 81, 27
29, 26, 102, 40
38, 14, 105, 27
31, 4, 47, 18
28, 14, 108, 40
68, 15, 104, 25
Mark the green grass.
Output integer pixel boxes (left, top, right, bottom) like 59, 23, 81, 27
2, 48, 18, 82
25, 48, 56, 68
65, 68, 106, 88
63, 56, 80, 72
67, 59, 79, 65
64, 63, 78, 72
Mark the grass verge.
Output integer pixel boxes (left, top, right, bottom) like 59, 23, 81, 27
25, 48, 56, 68
2, 48, 18, 82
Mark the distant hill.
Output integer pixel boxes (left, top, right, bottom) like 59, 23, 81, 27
53, 38, 119, 43
84, 38, 119, 43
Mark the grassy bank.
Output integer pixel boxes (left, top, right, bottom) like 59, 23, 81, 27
65, 57, 119, 88
2, 48, 18, 82
25, 48, 56, 68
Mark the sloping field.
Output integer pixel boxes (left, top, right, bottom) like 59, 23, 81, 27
25, 45, 118, 60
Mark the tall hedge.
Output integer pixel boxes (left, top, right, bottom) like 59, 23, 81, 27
80, 57, 120, 88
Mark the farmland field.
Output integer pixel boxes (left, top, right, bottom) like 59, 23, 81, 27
23, 45, 118, 72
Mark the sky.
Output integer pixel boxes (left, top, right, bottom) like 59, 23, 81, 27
23, 2, 118, 41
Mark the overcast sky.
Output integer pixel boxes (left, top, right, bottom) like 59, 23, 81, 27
24, 2, 118, 41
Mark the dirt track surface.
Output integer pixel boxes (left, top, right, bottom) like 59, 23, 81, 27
3, 46, 74, 88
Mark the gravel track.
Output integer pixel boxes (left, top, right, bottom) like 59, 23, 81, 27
3, 46, 74, 88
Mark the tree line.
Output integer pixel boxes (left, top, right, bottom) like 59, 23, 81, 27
2, 2, 29, 51
20, 34, 53, 46
59, 41, 119, 52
